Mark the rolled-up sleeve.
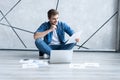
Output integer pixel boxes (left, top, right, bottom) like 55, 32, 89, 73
34, 23, 46, 34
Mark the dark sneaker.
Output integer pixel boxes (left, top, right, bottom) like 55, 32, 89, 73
39, 51, 44, 59
39, 51, 44, 56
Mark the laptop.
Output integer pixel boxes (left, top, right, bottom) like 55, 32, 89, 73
49, 50, 73, 64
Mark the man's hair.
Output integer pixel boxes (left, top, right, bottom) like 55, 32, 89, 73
47, 9, 59, 19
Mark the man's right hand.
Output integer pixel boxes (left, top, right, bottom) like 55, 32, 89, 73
50, 25, 57, 31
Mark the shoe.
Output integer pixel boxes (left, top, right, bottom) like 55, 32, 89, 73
39, 51, 44, 56
39, 54, 50, 59
44, 54, 50, 59
39, 51, 44, 59
39, 51, 50, 59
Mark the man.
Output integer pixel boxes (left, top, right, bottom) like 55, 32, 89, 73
34, 9, 80, 58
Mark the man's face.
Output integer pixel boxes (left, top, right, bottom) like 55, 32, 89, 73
49, 14, 59, 25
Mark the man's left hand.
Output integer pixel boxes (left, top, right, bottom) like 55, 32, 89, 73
75, 38, 80, 42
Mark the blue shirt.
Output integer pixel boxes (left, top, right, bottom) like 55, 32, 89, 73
35, 21, 74, 44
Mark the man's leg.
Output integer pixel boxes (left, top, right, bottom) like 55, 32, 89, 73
35, 38, 51, 56
49, 45, 61, 50
59, 43, 76, 50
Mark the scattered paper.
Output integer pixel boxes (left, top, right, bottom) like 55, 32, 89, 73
19, 59, 48, 69
84, 63, 100, 67
69, 63, 85, 69
69, 63, 100, 69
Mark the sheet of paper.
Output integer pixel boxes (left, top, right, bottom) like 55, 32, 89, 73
66, 32, 81, 44
69, 63, 100, 69
19, 59, 48, 68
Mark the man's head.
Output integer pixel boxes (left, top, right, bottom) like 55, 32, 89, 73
48, 9, 59, 25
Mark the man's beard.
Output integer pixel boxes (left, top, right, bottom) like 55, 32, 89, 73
51, 21, 58, 25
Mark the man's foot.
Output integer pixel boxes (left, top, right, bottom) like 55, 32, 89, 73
39, 51, 44, 56
39, 52, 50, 59
39, 56, 50, 59
44, 54, 50, 59
39, 51, 44, 59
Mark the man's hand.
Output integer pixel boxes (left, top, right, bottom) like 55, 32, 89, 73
50, 25, 57, 31
34, 25, 57, 40
75, 38, 80, 42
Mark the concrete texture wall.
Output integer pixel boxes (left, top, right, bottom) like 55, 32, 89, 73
0, 0, 118, 51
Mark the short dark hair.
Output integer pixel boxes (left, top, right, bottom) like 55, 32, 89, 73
47, 9, 59, 19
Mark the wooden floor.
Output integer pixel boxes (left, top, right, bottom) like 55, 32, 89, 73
0, 51, 120, 80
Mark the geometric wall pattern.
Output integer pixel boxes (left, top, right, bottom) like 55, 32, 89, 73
0, 0, 118, 51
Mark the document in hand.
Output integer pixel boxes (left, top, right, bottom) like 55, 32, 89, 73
66, 32, 81, 44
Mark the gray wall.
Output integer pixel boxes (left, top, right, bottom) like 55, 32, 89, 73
0, 0, 118, 51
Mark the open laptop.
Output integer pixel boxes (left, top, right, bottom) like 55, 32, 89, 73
49, 50, 73, 64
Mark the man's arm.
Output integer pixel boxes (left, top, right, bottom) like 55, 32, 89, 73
63, 22, 80, 42
34, 29, 52, 40
34, 25, 57, 40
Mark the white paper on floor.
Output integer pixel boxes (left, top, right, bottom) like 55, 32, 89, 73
69, 63, 100, 69
19, 59, 48, 69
